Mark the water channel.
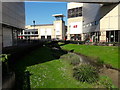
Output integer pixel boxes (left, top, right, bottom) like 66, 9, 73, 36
69, 52, 120, 88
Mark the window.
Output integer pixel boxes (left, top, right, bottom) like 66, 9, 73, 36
68, 7, 82, 18
35, 31, 38, 34
95, 21, 99, 25
32, 32, 34, 34
24, 32, 27, 34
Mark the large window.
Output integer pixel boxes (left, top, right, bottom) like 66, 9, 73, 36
35, 31, 38, 34
24, 32, 27, 34
68, 7, 82, 18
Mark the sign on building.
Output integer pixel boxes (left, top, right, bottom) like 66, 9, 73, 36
70, 22, 82, 34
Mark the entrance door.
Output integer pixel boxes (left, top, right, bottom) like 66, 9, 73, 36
41, 36, 45, 40
47, 36, 51, 40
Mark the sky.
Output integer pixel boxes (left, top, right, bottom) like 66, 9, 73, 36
25, 2, 68, 25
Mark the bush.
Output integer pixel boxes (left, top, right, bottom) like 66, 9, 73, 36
67, 53, 80, 66
73, 64, 99, 83
70, 56, 80, 66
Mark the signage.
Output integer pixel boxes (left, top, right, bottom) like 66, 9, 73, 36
70, 22, 82, 34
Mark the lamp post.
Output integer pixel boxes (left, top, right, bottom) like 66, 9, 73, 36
33, 20, 35, 40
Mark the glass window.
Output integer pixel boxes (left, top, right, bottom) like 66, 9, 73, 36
35, 31, 38, 34
68, 7, 82, 18
24, 32, 27, 34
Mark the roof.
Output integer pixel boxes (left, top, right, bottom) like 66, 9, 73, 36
25, 29, 38, 32
30, 24, 53, 26
52, 14, 65, 17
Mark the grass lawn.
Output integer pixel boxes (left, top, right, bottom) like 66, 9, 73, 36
60, 44, 119, 69
15, 46, 116, 89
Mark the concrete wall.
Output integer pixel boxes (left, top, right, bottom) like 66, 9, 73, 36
3, 27, 13, 47
118, 4, 120, 43
67, 17, 83, 40
2, 2, 25, 47
83, 3, 119, 33
25, 20, 66, 40
62, 21, 65, 39
67, 2, 83, 9
100, 3, 119, 31
53, 20, 65, 39
25, 25, 54, 39
0, 1, 2, 54
2, 2, 25, 29
0, 1, 2, 89
67, 2, 83, 40
38, 25, 54, 39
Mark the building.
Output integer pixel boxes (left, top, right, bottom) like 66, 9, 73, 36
19, 14, 66, 40
2, 2, 25, 48
67, 2, 83, 41
83, 3, 120, 42
21, 24, 53, 40
67, 2, 120, 42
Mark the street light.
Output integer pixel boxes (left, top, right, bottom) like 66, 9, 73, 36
33, 20, 35, 40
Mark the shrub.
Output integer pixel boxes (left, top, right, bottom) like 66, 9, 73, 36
70, 57, 80, 66
68, 53, 80, 66
73, 64, 99, 83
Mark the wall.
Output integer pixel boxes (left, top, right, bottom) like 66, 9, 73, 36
67, 2, 83, 9
67, 2, 83, 40
100, 4, 119, 31
118, 4, 120, 42
83, 3, 100, 33
0, 1, 2, 90
38, 25, 54, 39
0, 1, 2, 54
2, 2, 25, 29
2, 2, 25, 47
53, 20, 65, 40
67, 17, 83, 40
25, 25, 54, 39
3, 27, 13, 47
82, 3, 119, 33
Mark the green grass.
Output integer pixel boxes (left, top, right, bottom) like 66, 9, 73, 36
15, 46, 116, 89
15, 46, 95, 88
61, 44, 119, 69
26, 58, 94, 88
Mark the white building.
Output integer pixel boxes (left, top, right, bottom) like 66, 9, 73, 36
67, 2, 83, 41
19, 14, 67, 40
67, 2, 120, 42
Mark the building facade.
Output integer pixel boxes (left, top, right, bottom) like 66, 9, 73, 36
67, 2, 120, 42
2, 2, 25, 47
83, 3, 120, 42
67, 2, 83, 41
19, 14, 66, 40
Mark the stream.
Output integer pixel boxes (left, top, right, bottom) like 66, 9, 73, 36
51, 45, 120, 88
69, 52, 120, 88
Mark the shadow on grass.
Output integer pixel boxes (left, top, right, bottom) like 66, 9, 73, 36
14, 42, 67, 89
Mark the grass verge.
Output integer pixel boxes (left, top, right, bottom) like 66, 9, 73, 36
15, 46, 117, 89
60, 44, 119, 69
